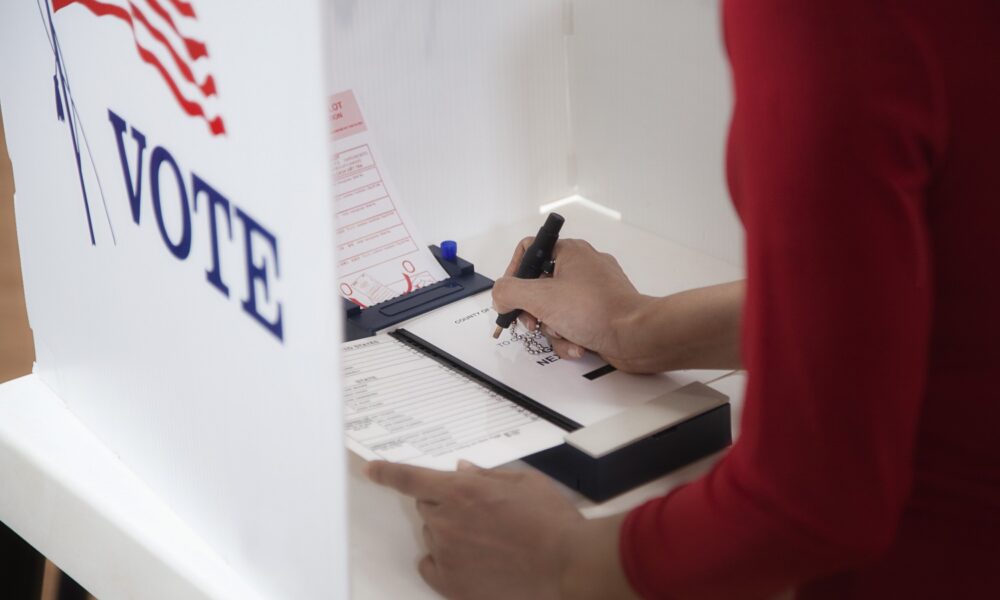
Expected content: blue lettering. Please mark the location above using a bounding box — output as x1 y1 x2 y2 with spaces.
108 109 146 224
108 110 284 343
234 207 283 341
192 174 233 297
150 146 192 260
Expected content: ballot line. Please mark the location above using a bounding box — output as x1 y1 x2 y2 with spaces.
342 334 566 469
350 369 467 399
346 381 504 422
346 384 484 423
351 402 523 446
359 406 535 445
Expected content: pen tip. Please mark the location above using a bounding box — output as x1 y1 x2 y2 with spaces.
492 325 502 339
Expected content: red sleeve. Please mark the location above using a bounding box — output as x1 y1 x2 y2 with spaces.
620 2 945 598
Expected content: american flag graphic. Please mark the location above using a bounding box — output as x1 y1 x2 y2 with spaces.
53 0 226 136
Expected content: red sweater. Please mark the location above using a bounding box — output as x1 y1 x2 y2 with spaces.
620 1 1000 598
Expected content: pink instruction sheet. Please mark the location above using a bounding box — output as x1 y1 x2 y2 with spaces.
330 90 448 308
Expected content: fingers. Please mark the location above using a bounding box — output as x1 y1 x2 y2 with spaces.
422 524 435 551
454 459 525 482
540 323 583 358
366 461 454 502
491 276 555 319
503 237 592 280
495 238 597 324
548 336 585 359
418 554 447 596
502 236 534 278
517 312 539 332
550 238 593 261
416 499 438 519
494 238 598 316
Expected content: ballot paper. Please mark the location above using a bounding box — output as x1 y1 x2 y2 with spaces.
331 90 448 308
342 335 566 470
402 293 729 427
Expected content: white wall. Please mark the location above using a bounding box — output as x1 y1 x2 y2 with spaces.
330 0 573 245
568 0 742 265
330 1 742 266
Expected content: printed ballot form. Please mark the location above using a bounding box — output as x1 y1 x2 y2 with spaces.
331 90 448 308
343 335 565 470
342 292 729 469
404 293 727 427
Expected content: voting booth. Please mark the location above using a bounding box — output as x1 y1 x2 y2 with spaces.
331 0 739 501
0 1 741 598
0 1 346 598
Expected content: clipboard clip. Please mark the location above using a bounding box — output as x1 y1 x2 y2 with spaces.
342 245 494 341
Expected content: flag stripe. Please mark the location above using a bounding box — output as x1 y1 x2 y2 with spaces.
57 0 213 95
54 0 225 135
145 0 208 60
128 2 216 95
166 0 195 19
131 33 226 134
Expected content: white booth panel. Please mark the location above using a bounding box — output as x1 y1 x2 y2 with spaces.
330 0 574 244
569 0 743 266
0 1 347 598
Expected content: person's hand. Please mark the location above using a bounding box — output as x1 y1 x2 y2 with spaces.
492 238 652 371
366 460 584 599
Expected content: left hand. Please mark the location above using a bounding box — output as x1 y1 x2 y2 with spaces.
366 460 584 599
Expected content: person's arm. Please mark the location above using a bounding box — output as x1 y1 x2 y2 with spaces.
618 280 744 372
491 238 744 373
370 2 942 597
616 2 944 597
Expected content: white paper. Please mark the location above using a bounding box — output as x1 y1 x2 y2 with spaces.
342 335 566 470
331 90 449 308
402 293 729 427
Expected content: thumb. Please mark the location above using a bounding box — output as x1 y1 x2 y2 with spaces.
491 276 555 320
458 459 523 481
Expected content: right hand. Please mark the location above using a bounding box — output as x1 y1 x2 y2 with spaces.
492 238 652 371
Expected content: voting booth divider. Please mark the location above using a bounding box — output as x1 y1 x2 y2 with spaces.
1 1 346 598
0 1 738 597
331 0 738 500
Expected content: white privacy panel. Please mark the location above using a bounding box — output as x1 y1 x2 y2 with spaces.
330 0 574 245
0 1 347 598
568 0 743 266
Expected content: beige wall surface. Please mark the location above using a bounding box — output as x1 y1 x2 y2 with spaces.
0 108 35 383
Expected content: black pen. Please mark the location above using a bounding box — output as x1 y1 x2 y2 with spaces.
492 212 564 338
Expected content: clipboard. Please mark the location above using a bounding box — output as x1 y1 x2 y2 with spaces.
342 249 732 501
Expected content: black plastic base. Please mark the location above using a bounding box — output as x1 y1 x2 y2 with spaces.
343 245 494 342
523 403 732 503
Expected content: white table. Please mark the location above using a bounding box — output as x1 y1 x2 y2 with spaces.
349 203 746 598
0 202 745 599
